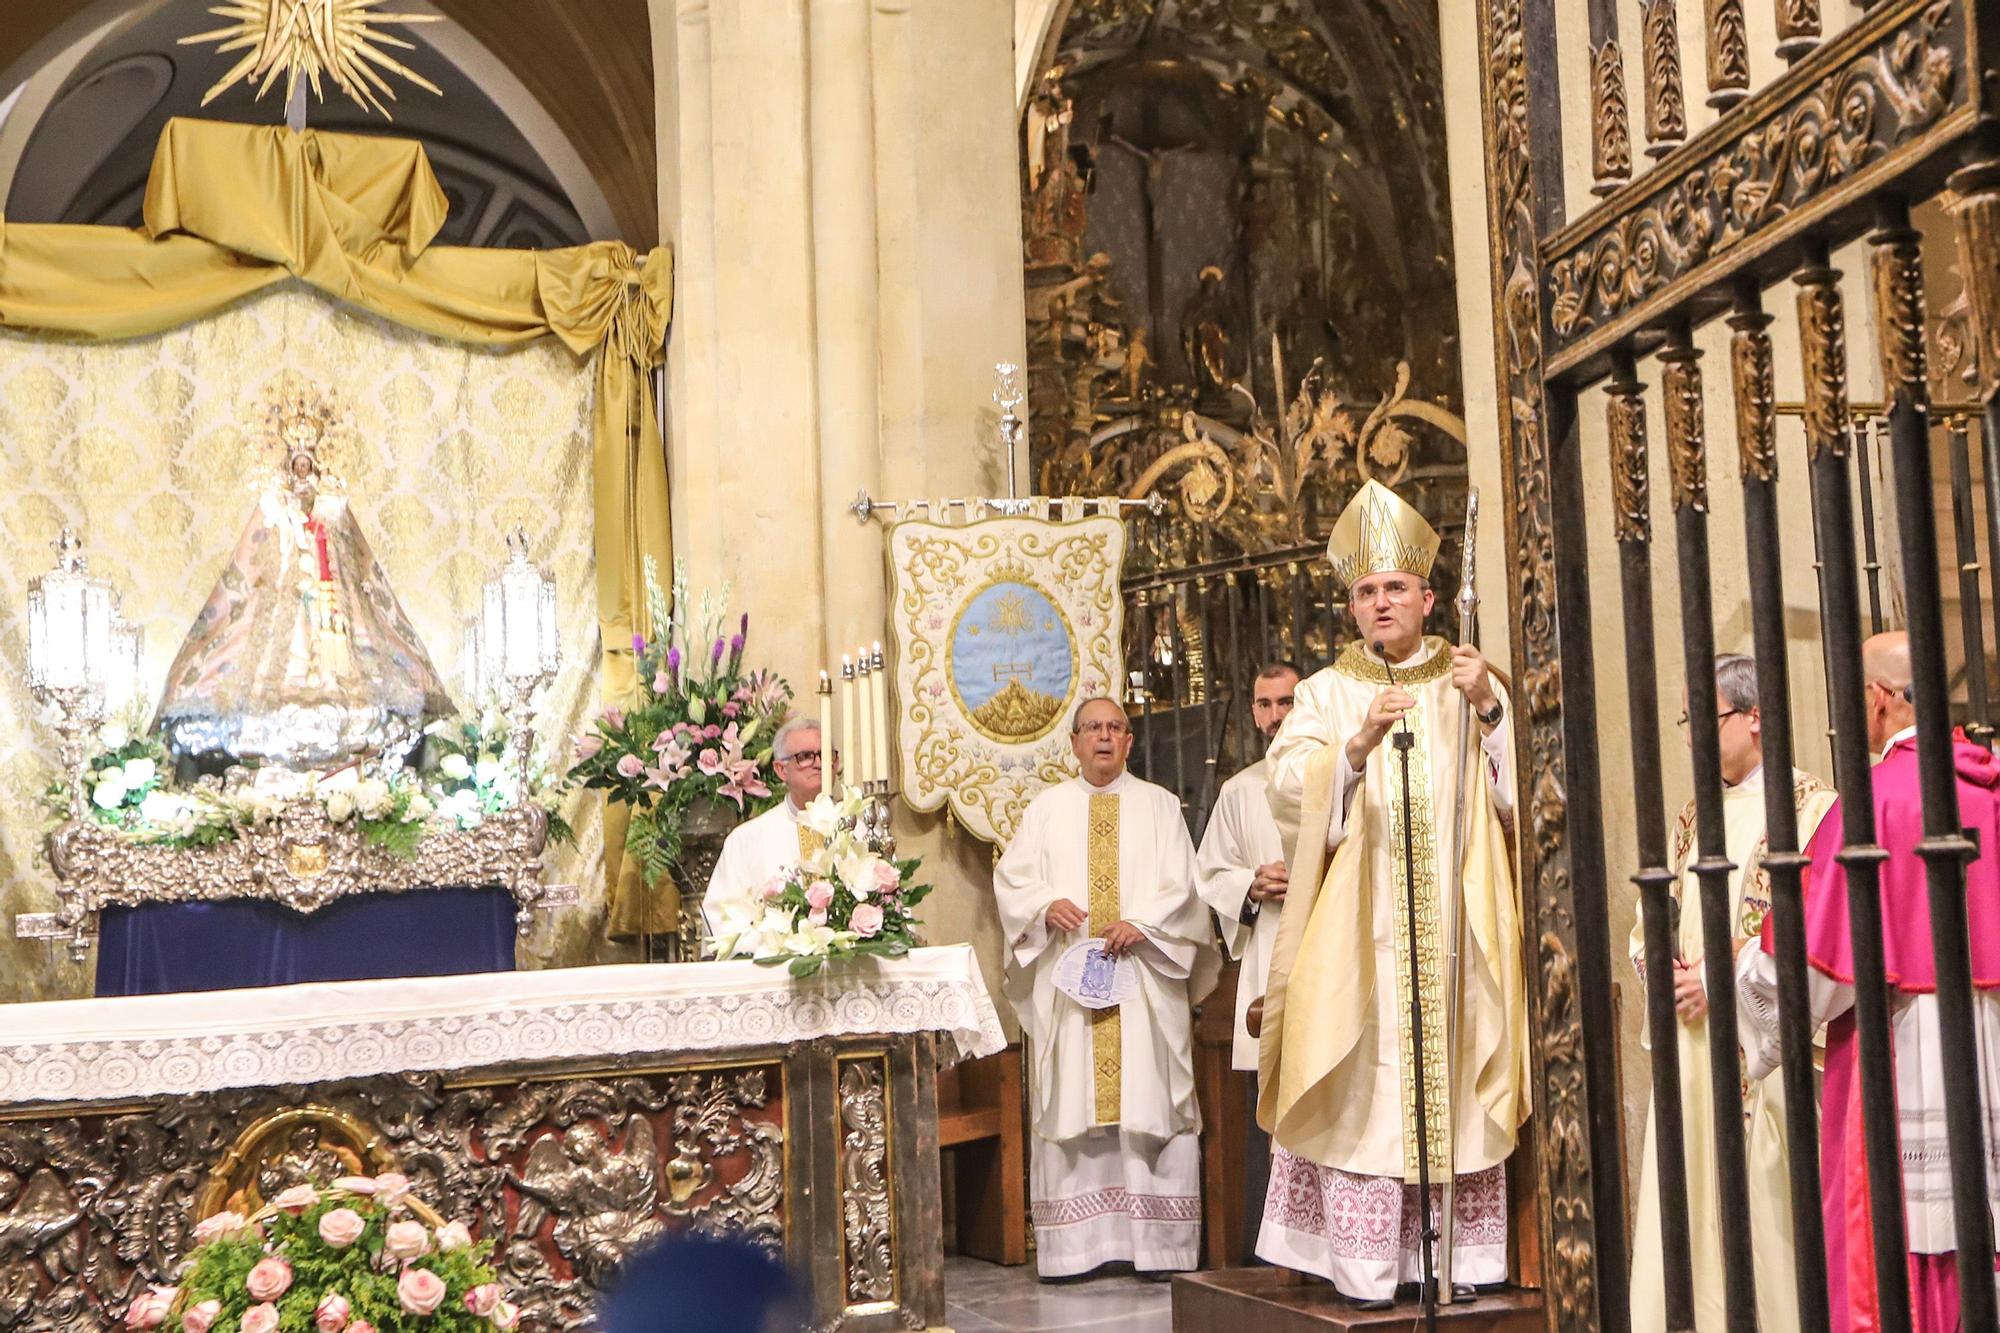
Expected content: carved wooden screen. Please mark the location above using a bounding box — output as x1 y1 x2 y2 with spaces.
1475 2 2000 1331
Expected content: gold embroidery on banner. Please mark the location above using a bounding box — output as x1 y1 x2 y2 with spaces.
1383 692 1449 1179
1086 793 1122 1127
797 823 825 864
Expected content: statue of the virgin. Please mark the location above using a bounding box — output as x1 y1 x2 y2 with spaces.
154 387 452 771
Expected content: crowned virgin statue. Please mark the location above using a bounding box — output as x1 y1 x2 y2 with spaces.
154 390 452 772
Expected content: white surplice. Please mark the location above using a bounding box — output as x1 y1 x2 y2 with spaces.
1627 767 1835 1333
702 799 818 943
994 770 1222 1276
1197 758 1287 1071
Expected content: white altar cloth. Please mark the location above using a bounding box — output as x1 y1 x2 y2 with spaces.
0 945 1004 1105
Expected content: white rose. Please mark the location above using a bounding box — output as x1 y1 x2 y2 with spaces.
406 792 435 820
353 778 392 819
98 721 130 751
93 773 128 809
324 791 356 822
474 757 505 787
440 754 472 781
138 791 182 828
120 757 157 789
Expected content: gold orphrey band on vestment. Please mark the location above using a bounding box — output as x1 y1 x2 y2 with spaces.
1086 793 1122 1126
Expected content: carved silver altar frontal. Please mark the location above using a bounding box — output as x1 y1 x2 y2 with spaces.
838 1055 897 1313
19 800 557 958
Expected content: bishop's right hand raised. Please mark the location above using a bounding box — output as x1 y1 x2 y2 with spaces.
1345 686 1416 768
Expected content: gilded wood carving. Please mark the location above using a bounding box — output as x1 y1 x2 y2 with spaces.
1639 0 1688 151
1728 307 1780 484
1606 378 1651 544
1592 41 1634 191
1796 264 1853 460
1545 0 1964 371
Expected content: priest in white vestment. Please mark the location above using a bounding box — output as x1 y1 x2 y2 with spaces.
1256 480 1530 1307
995 696 1222 1278
1628 653 1835 1333
701 717 827 947
1197 661 1299 1258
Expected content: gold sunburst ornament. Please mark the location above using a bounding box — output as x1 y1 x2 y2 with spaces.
180 0 441 119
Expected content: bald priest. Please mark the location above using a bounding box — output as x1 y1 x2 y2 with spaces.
995 696 1222 1279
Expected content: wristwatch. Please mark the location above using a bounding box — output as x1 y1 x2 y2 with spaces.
1477 699 1505 727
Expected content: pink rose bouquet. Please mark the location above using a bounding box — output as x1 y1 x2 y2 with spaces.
711 787 931 977
157 1175 510 1332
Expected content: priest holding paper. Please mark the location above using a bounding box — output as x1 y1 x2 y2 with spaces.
995 696 1222 1279
1256 480 1529 1306
701 717 828 945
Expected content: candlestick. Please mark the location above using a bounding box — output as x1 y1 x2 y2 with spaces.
816 670 833 791
853 645 874 788
840 656 857 793
870 640 890 788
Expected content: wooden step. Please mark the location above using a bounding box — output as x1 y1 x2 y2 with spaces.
1171 1268 1543 1333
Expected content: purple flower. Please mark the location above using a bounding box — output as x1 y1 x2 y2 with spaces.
667 646 681 677
711 637 726 665
632 634 646 656
740 612 749 635
729 632 744 656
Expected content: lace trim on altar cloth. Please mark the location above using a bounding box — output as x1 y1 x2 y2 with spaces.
0 948 1006 1104
1031 1187 1200 1228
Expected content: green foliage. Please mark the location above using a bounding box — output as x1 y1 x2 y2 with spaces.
170 1190 507 1333
360 816 423 859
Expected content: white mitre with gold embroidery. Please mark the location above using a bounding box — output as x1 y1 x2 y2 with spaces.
1324 479 1441 588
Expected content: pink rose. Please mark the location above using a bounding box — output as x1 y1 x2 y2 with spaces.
192 1210 248 1244
704 724 722 739
434 1220 473 1252
333 1175 377 1195
123 1287 175 1330
270 1183 318 1215
805 880 834 911
398 1266 448 1316
851 902 885 937
384 1218 430 1261
181 1300 222 1333
245 1256 293 1302
697 748 722 775
757 876 786 902
318 1207 366 1248
351 1325 378 1333
573 732 603 760
615 753 646 779
241 1304 280 1333
872 861 901 896
464 1283 503 1317
371 1172 413 1208
808 907 828 927
315 1292 352 1333
492 1302 521 1330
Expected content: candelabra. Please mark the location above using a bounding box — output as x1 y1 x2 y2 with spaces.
479 529 560 787
27 528 116 819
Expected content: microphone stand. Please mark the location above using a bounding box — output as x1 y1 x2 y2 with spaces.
1379 641 1440 1333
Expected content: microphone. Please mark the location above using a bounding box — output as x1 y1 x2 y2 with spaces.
1374 639 1413 736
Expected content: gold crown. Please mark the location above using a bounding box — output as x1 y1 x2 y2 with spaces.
1324 480 1439 587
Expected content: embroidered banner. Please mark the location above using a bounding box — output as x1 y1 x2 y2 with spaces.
887 515 1124 849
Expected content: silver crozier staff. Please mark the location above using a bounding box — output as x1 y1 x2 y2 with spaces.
1438 486 1480 1301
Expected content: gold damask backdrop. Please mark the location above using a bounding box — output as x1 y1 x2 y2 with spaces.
0 284 611 1003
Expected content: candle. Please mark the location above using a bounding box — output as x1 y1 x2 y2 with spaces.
840 656 857 793
871 640 890 789
854 646 874 787
817 670 833 790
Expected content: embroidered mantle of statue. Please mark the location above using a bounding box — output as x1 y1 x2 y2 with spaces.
155 390 451 772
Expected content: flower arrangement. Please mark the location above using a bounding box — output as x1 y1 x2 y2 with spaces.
567 558 791 881
710 788 930 977
44 713 573 860
129 1174 515 1333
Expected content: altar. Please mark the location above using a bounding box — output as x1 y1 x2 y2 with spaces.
0 946 1003 1331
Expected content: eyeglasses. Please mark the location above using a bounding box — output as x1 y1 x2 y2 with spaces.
1675 709 1740 729
779 749 823 767
1076 721 1130 738
1349 579 1424 606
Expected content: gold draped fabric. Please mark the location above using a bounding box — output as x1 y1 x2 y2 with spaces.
0 118 674 936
